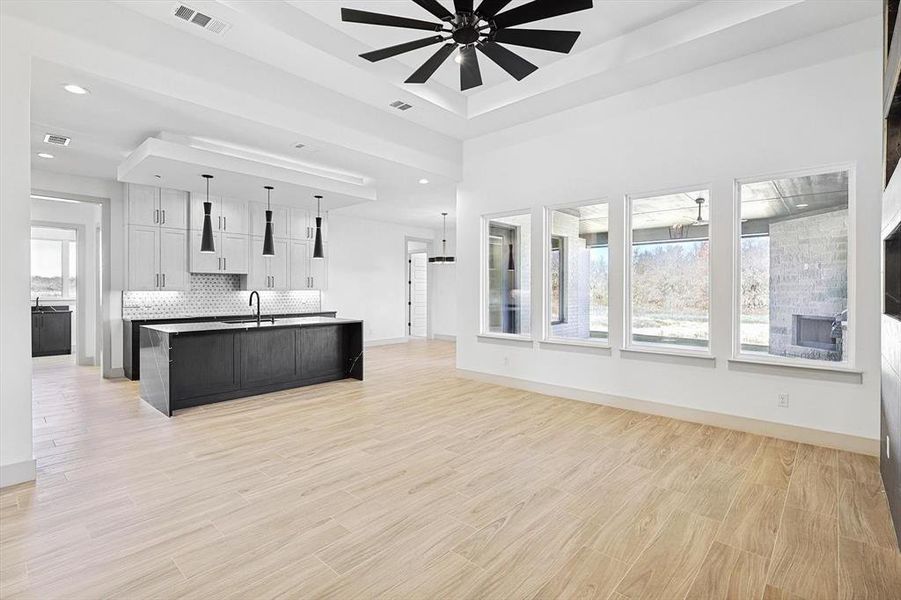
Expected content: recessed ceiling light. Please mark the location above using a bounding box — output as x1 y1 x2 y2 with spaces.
63 84 89 95
37 152 54 159
796 203 809 208
419 178 429 185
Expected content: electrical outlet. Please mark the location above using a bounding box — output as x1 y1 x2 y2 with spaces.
778 393 789 408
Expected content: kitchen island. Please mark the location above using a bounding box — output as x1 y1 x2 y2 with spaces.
139 317 363 416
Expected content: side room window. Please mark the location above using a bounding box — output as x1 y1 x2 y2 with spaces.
484 212 532 336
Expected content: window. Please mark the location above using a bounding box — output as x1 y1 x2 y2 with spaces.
550 236 565 324
628 190 710 350
547 202 609 342
737 169 850 363
484 212 531 336
31 227 76 300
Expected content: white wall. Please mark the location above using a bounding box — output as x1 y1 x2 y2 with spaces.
457 25 883 443
323 213 434 343
31 199 102 364
0 18 34 486
31 170 126 376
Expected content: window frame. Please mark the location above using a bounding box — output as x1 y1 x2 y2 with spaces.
480 209 533 340
732 163 856 369
624 184 714 356
541 199 611 347
30 234 77 301
549 235 566 325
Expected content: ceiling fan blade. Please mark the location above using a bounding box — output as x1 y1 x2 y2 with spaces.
493 0 593 29
405 43 457 83
360 35 446 62
460 45 483 91
475 0 514 19
454 0 474 12
477 41 537 80
412 0 454 21
341 8 442 32
494 28 581 53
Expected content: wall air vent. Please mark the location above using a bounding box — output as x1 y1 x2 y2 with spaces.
43 134 71 146
389 100 413 111
172 4 231 35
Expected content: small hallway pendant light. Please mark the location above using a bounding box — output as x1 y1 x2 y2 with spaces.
428 212 455 263
200 174 216 254
313 195 324 259
262 186 275 256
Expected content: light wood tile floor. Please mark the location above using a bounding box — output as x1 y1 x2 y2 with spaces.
1 340 899 599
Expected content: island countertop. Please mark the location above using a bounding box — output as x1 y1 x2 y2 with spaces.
141 316 362 335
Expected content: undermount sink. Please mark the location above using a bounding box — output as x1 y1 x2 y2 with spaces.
222 317 276 325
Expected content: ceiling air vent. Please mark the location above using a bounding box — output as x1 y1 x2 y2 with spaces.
389 100 413 111
43 134 71 146
172 4 231 35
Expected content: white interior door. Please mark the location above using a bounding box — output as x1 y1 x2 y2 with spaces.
409 252 428 337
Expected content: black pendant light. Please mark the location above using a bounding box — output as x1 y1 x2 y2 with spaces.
507 243 515 271
200 174 216 254
429 212 455 263
313 195 324 259
262 186 275 256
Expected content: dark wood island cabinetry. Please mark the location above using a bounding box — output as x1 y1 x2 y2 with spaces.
139 317 363 416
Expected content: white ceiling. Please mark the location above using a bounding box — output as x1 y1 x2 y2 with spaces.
5 0 880 228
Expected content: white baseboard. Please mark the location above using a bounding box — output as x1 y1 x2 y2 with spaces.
457 369 880 456
0 459 36 488
104 367 125 379
431 334 456 342
365 337 410 348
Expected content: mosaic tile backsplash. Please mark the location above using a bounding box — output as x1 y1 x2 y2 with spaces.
122 274 322 320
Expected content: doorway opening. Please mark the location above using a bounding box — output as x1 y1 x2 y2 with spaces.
406 239 430 338
31 196 103 370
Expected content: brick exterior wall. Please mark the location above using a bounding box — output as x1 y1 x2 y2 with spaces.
768 209 848 361
550 211 591 339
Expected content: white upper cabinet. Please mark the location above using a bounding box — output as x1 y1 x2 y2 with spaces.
290 207 312 241
289 240 311 289
269 239 290 290
220 232 248 274
126 185 190 291
250 202 289 239
127 225 160 291
190 231 220 274
310 243 328 291
127 185 160 227
158 189 188 230
159 228 188 290
220 198 248 235
247 237 269 290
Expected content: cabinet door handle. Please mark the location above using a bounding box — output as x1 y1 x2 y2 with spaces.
161 209 166 225
154 209 159 224
155 273 159 288
223 257 227 271
218 216 221 230
223 216 227 231
218 257 221 270
162 273 166 287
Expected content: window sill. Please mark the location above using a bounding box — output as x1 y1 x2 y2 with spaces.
477 333 534 344
728 355 862 376
621 345 716 366
540 337 612 351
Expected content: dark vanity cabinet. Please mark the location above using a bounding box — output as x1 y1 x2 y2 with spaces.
31 307 72 357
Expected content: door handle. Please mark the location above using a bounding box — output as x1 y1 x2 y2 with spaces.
223 216 227 230
218 216 221 230
218 257 221 270
155 273 159 288
223 257 227 271
162 209 166 225
154 209 159 224
162 273 166 287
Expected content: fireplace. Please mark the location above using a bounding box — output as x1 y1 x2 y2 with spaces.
793 314 839 351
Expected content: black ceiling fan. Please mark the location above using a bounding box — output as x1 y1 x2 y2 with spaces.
341 0 593 91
